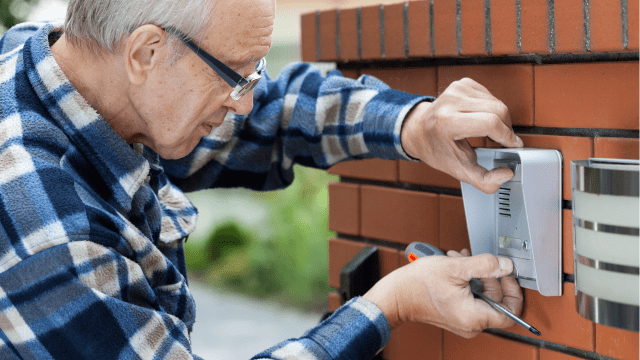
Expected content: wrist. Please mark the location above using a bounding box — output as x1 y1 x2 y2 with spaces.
363 278 402 331
400 101 432 161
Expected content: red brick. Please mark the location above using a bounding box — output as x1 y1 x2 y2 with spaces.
328 292 341 311
339 69 359 80
328 182 360 236
438 64 534 126
433 0 458 56
362 67 437 96
629 0 639 50
594 137 640 160
519 134 594 200
301 12 317 62
490 0 519 55
467 137 486 148
408 1 432 57
444 332 538 360
384 3 406 59
361 5 382 60
319 10 338 61
460 0 487 55
328 238 364 289
562 209 574 275
590 0 624 52
486 138 501 148
398 249 408 267
540 348 583 360
535 62 639 130
554 0 587 53
384 322 443 360
399 161 461 189
398 249 410 267
328 159 398 182
520 0 550 53
439 195 471 252
361 186 439 245
596 323 640 360
339 8 359 61
328 238 400 289
505 283 595 351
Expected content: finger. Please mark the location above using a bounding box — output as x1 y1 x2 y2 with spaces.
456 78 495 98
450 112 521 148
447 250 462 257
473 297 518 329
498 276 524 317
455 98 510 123
446 248 471 258
479 277 504 302
456 254 514 281
459 161 514 194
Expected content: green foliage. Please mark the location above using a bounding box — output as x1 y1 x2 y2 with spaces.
0 0 37 33
185 221 251 271
185 165 338 311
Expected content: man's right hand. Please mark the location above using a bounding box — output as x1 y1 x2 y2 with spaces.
362 249 523 338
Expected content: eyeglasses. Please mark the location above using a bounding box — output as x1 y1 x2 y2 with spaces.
166 28 266 100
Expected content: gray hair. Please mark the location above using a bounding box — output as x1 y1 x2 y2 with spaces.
63 0 215 55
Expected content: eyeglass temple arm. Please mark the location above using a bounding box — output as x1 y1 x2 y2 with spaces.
180 38 244 87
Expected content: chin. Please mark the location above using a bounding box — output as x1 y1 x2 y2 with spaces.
155 142 198 160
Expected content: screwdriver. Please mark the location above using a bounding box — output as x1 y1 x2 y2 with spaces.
405 241 541 336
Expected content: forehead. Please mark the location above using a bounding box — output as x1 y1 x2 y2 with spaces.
202 0 275 65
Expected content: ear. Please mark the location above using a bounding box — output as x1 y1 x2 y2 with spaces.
123 25 168 85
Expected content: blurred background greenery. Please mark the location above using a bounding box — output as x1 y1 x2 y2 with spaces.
0 0 37 33
185 167 338 311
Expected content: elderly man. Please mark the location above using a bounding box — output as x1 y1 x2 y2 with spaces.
0 0 524 359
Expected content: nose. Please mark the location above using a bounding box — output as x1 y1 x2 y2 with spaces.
223 90 254 115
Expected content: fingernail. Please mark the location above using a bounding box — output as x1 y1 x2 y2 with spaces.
495 172 514 185
516 136 524 147
498 257 513 272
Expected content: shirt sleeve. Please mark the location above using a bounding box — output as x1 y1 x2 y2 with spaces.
163 63 434 192
251 297 391 360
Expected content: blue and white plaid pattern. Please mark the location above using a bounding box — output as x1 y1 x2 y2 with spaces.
0 21 430 359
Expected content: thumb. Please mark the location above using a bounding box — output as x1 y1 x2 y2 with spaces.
458 254 513 281
464 164 514 194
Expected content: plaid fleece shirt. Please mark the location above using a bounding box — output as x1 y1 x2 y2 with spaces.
0 22 431 359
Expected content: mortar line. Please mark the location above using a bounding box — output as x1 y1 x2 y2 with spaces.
548 0 556 53
380 4 386 58
430 0 435 55
485 0 492 55
340 177 463 197
335 51 639 69
486 329 618 359
336 9 341 60
404 2 410 58
456 0 462 54
357 7 362 59
516 0 522 53
584 0 591 51
621 0 629 49
315 10 321 61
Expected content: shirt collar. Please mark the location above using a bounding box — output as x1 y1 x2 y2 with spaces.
23 22 157 213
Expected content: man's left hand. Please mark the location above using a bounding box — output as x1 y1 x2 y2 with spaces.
400 78 524 194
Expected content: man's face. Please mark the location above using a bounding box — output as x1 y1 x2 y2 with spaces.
132 0 275 159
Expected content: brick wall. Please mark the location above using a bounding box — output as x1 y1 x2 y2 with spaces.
301 1 639 359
